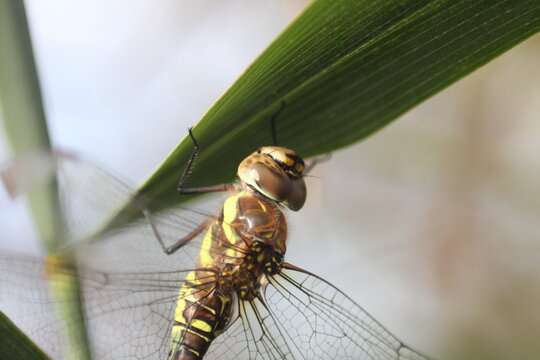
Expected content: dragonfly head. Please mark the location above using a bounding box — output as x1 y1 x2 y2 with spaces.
238 146 306 211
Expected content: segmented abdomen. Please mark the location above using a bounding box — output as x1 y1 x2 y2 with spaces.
169 273 232 360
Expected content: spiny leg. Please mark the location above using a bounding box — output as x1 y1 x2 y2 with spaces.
177 127 232 195
155 128 230 256
143 207 212 255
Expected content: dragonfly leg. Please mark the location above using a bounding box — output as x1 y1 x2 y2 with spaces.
164 219 212 255
177 127 232 195
270 101 286 146
143 207 212 255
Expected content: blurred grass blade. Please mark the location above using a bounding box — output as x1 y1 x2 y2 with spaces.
0 312 50 360
0 0 60 252
126 0 539 218
0 2 91 359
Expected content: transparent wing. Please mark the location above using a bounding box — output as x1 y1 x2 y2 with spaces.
54 151 220 253
0 151 225 359
1 150 219 254
204 299 293 360
0 252 221 360
204 264 430 360
1 244 429 360
264 265 428 360
0 255 64 358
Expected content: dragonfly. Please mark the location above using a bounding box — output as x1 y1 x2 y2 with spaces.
0 134 430 360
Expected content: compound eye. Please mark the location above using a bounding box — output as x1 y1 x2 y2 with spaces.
284 177 306 211
251 162 291 202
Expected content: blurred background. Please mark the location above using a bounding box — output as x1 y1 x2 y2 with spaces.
1 1 539 359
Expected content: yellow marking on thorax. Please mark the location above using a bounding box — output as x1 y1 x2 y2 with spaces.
222 194 244 260
257 199 267 213
199 229 215 267
199 193 245 267
222 194 240 241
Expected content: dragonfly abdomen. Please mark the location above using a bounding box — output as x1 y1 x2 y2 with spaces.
169 281 232 360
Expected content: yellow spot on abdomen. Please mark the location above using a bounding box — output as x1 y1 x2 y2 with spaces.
191 318 212 333
174 298 187 323
200 303 216 315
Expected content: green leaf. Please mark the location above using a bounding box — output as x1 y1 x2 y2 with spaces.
0 2 91 359
123 0 539 218
0 312 50 360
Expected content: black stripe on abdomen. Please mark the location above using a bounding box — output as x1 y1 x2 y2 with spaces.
169 293 232 360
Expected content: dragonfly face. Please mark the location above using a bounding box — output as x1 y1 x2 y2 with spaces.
0 151 431 360
237 147 306 211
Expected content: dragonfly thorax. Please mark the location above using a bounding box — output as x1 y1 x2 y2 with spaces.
229 240 284 301
237 146 307 211
200 188 288 304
